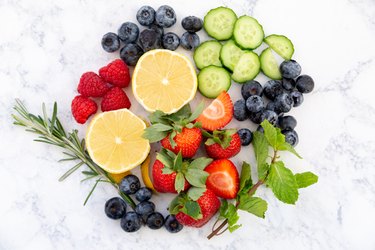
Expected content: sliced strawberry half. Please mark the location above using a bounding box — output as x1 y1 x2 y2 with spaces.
204 159 239 199
195 91 233 131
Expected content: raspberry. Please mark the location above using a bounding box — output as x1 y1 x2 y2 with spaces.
101 87 131 112
71 95 98 124
77 72 109 97
99 59 131 88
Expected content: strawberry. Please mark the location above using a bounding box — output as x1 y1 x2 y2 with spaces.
174 189 220 228
99 59 131 88
144 104 204 158
203 129 241 159
152 159 190 193
77 72 110 97
195 91 233 131
71 95 97 124
204 159 239 199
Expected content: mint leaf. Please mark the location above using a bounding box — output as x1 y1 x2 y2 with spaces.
253 131 270 180
174 172 185 193
278 142 302 159
185 168 209 188
239 161 252 193
181 200 202 220
295 172 318 188
238 195 268 218
219 199 229 219
226 203 241 233
229 224 242 233
266 161 299 204
189 157 213 170
261 120 277 147
188 102 204 122
187 187 206 201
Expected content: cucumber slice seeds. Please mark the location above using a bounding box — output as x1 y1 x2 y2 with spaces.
193 40 222 70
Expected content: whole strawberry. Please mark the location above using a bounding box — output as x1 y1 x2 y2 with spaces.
71 95 97 124
152 159 190 193
77 72 109 97
203 129 241 159
143 104 204 158
101 87 131 112
173 189 220 228
99 59 131 88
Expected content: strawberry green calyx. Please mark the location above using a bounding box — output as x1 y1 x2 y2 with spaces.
202 129 237 149
169 192 204 220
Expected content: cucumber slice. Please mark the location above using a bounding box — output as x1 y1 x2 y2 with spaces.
232 51 260 83
198 66 231 98
203 7 237 41
233 16 264 49
264 34 294 60
220 40 244 71
193 40 222 70
260 48 282 80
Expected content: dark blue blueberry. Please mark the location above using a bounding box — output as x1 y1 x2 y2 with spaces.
234 99 249 121
180 32 200 50
266 102 283 115
260 110 278 125
237 128 253 146
149 23 164 36
249 110 263 124
119 174 141 195
181 16 203 33
280 60 302 79
296 75 314 93
282 129 299 147
278 116 297 130
146 212 165 229
257 125 264 133
135 201 155 222
274 93 293 113
164 215 183 233
136 6 156 26
120 43 144 66
246 95 264 113
104 197 127 219
121 212 142 232
118 22 139 44
135 187 152 202
263 80 284 100
162 32 180 51
290 90 304 107
155 5 176 28
241 80 263 100
139 28 162 52
281 78 296 91
101 32 120 53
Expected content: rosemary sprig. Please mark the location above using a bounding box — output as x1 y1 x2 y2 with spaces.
12 99 136 209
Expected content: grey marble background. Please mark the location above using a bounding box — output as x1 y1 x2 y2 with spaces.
1 0 375 249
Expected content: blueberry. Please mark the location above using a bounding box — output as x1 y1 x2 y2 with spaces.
246 95 264 113
278 116 297 130
120 43 144 66
121 212 142 232
290 90 304 107
155 5 176 28
104 197 127 219
180 32 200 50
234 99 249 121
146 212 165 229
101 32 120 53
281 78 296 92
249 110 263 124
280 60 302 79
260 110 278 125
296 75 314 93
162 32 180 51
139 28 162 52
181 16 203 33
263 80 284 100
135 201 155 222
274 93 293 113
136 6 156 26
241 80 263 100
135 187 152 202
282 129 299 147
266 102 283 115
164 214 183 233
119 174 141 195
237 128 253 146
257 125 264 133
118 22 139 44
149 23 164 36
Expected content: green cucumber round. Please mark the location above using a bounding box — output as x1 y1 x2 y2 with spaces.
203 7 237 41
193 40 222 70
198 66 231 98
264 34 294 60
232 51 260 83
260 48 282 80
220 40 244 72
233 16 264 49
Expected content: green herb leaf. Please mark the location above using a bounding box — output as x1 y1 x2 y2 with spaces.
223 203 241 233
295 172 318 188
188 102 204 122
252 131 270 180
189 157 213 170
181 200 202 219
175 172 185 193
278 142 302 159
239 161 253 193
266 161 299 204
187 187 206 201
185 168 209 188
261 120 277 148
238 195 268 218
229 224 242 233
219 199 229 219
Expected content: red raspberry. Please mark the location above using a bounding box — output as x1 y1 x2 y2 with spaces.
71 95 97 124
77 72 109 97
101 87 131 112
99 59 130 88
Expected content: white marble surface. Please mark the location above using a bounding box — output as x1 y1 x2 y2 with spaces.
1 0 375 249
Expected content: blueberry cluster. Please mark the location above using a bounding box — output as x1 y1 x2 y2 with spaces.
234 60 314 147
104 174 183 233
101 5 202 66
